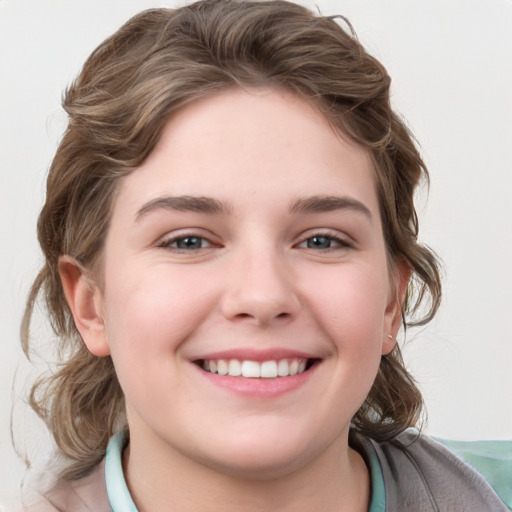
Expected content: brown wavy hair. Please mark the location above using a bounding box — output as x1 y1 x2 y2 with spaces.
21 0 441 482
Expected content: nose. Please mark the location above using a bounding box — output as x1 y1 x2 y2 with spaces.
220 246 301 327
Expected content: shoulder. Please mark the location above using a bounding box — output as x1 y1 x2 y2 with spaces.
16 460 111 512
368 430 511 511
433 436 512 510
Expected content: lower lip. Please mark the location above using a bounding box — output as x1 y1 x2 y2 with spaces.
194 363 318 398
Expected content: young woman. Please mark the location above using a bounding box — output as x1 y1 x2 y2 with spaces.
18 1 510 510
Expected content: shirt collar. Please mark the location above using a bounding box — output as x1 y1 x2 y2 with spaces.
105 429 138 512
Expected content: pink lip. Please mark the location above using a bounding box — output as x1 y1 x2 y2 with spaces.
191 357 320 398
193 347 318 362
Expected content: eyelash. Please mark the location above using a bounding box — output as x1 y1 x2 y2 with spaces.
158 234 214 251
296 233 353 251
157 231 352 252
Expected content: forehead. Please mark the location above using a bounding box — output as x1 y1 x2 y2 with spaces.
113 87 378 218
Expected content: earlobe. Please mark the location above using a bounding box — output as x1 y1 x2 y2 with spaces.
58 256 111 357
382 261 411 355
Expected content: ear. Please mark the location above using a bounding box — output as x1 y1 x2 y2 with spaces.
58 255 110 357
382 260 411 355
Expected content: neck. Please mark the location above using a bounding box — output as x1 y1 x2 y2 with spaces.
123 424 369 512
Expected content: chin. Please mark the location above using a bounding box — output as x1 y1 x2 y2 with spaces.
207 450 307 481
195 427 326 481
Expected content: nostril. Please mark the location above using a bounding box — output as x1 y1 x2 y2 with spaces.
238 312 289 319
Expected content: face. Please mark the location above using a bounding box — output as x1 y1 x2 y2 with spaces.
73 87 403 479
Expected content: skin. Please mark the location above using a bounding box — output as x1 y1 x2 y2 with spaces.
60 87 407 511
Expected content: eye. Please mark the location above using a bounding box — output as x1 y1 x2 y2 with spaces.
305 236 334 249
297 234 352 250
159 235 213 250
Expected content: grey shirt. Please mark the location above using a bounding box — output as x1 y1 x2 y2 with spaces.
356 429 509 511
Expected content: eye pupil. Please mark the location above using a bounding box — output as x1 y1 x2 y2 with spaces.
176 236 202 249
307 236 331 249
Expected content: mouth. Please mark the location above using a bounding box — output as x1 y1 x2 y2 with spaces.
194 357 320 378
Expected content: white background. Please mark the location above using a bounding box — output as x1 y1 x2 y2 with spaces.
1 0 511 506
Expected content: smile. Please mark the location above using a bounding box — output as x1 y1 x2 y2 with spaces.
198 358 317 378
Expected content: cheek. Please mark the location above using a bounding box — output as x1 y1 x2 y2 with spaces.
102 263 219 358
101 263 222 410
303 263 389 340
301 261 390 398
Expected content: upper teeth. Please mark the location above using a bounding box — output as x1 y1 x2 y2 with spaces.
202 358 307 378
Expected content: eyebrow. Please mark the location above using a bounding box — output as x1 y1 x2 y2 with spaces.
289 195 373 221
135 195 231 220
135 194 372 221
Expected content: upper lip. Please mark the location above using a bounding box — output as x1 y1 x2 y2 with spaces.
192 348 322 362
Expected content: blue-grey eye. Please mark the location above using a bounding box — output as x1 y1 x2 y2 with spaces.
175 236 205 249
306 236 334 249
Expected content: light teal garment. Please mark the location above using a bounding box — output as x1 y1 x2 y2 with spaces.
435 438 512 511
364 440 386 512
105 430 138 512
